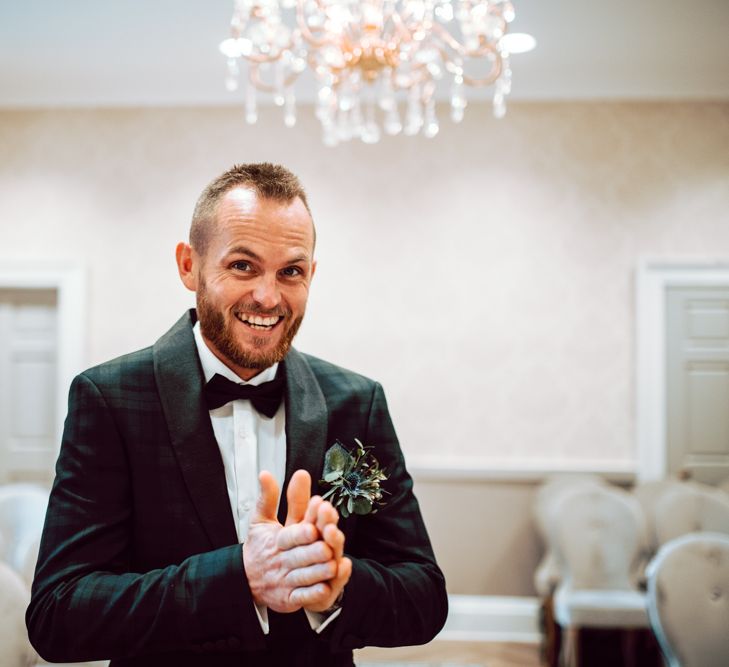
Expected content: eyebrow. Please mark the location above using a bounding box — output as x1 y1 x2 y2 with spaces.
227 246 311 265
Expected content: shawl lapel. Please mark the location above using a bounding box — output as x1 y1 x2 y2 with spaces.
153 310 238 549
278 348 329 525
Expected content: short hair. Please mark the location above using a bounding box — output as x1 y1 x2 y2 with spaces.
190 162 314 255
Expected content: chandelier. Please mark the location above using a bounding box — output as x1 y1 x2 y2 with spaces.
220 1 522 146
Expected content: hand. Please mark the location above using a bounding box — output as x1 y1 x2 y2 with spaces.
299 497 352 613
243 470 340 613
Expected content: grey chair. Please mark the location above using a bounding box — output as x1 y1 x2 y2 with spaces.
646 532 729 667
551 485 661 666
653 482 729 547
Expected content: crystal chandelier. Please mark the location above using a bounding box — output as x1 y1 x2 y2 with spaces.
220 1 519 146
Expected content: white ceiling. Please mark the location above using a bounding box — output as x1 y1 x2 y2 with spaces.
1 0 728 108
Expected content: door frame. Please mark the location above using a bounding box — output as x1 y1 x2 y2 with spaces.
636 257 729 481
0 262 86 448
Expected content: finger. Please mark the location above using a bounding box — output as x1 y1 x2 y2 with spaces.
334 556 352 588
303 495 323 525
284 560 338 588
316 501 338 536
276 522 318 551
289 582 331 608
285 470 312 526
298 557 352 612
322 523 345 561
324 556 352 604
279 540 333 569
251 471 280 523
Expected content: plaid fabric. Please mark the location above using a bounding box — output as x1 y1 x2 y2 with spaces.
26 311 447 666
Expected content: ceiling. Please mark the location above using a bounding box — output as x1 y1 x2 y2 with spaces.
1 0 728 108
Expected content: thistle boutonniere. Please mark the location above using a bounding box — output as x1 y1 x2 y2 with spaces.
320 439 388 518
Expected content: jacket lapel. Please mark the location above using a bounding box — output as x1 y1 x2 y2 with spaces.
278 348 329 524
153 310 238 549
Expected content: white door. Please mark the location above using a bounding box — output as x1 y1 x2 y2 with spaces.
666 285 729 484
0 288 59 484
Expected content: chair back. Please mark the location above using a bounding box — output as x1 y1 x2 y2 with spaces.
654 483 729 547
553 485 644 590
532 475 605 596
0 560 36 666
0 484 49 586
633 478 685 553
646 532 729 667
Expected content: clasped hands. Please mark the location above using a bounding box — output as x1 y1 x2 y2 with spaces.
243 469 352 614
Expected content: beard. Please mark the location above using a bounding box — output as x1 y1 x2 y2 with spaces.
196 280 303 372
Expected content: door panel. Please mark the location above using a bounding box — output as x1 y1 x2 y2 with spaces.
666 287 729 484
0 288 58 483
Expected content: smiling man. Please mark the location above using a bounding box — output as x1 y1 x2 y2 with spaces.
26 163 447 666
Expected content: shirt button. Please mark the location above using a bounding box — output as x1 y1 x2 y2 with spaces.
242 500 252 512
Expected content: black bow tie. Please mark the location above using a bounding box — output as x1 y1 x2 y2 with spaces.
204 372 284 418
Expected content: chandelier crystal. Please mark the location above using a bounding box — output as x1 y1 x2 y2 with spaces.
221 1 517 146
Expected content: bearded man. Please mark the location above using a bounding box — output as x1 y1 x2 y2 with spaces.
26 163 447 666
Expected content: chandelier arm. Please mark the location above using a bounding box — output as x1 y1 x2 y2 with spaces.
248 63 302 93
296 0 338 49
430 22 504 60
389 9 416 45
440 49 503 87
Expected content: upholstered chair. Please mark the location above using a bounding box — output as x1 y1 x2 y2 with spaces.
646 532 729 667
552 485 661 666
533 475 606 597
0 559 37 666
632 478 687 587
0 483 48 587
533 475 606 666
653 482 729 547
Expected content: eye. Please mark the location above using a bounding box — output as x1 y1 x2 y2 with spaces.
231 261 252 272
281 266 303 278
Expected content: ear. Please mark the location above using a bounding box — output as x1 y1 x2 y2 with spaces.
175 242 198 292
310 259 317 282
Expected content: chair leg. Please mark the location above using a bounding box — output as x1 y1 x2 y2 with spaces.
542 595 562 667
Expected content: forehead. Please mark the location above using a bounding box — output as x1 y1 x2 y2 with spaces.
211 186 314 258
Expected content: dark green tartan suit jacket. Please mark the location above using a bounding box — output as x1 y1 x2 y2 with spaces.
26 311 447 666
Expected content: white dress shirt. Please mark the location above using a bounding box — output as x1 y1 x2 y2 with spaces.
192 322 338 634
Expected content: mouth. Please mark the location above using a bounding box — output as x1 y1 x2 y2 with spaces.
235 312 284 332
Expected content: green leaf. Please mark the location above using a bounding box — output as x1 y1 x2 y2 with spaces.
323 471 342 483
352 497 372 515
323 442 351 476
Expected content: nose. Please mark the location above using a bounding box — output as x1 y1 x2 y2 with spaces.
251 274 281 310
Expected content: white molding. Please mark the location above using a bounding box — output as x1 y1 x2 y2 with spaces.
636 257 729 482
438 594 540 644
408 456 636 483
0 262 87 448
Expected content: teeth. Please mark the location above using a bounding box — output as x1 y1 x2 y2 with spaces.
240 314 279 327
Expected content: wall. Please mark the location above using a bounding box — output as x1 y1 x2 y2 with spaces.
1 101 728 594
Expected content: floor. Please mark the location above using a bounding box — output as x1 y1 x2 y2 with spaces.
37 641 541 667
355 640 541 667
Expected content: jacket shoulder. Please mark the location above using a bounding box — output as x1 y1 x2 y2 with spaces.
78 346 156 394
297 352 378 398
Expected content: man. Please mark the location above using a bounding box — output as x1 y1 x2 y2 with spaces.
26 163 447 666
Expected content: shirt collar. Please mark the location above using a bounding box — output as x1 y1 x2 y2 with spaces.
193 321 279 386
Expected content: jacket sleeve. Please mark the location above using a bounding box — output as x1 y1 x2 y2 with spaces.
324 382 449 651
25 373 266 663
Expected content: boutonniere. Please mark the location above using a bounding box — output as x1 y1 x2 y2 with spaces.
320 438 388 518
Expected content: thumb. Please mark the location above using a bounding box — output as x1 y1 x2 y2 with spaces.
251 470 280 523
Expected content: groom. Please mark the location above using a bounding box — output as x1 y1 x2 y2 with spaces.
26 163 448 666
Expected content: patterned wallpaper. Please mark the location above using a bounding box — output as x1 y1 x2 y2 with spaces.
1 101 727 470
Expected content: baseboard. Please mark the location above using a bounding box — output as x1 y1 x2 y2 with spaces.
437 594 541 644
